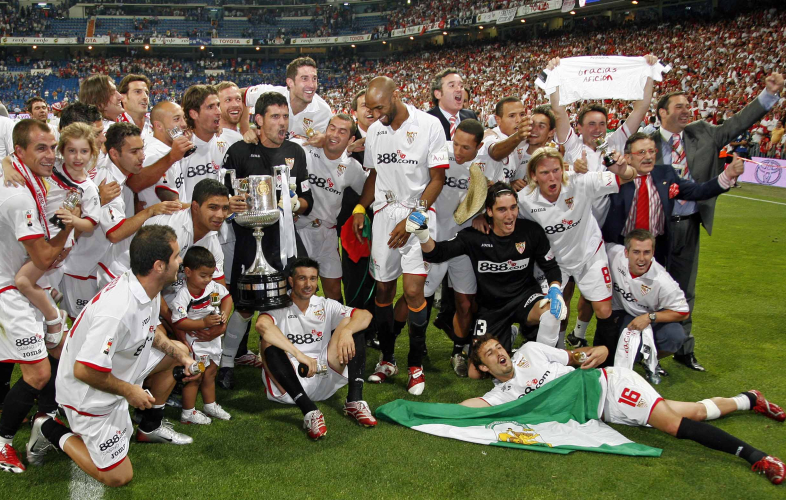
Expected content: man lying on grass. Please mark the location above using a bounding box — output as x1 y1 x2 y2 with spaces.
460 334 785 485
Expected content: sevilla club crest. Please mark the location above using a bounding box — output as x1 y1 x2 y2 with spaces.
515 242 526 254
640 284 652 295
564 197 574 210
406 131 417 145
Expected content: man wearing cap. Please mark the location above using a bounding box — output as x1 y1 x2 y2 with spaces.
408 182 566 359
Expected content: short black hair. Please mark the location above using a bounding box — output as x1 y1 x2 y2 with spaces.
656 91 687 120
255 91 289 118
130 225 177 277
577 104 608 126
25 96 46 112
105 122 141 155
624 228 656 250
350 89 366 112
182 245 216 272
494 96 521 117
329 113 357 136
59 102 102 130
430 67 460 106
288 257 320 277
468 333 501 380
624 131 655 154
192 179 229 206
455 119 484 146
532 104 556 130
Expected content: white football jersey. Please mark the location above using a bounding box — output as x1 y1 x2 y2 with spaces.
297 146 366 228
518 170 619 273
57 271 161 415
480 342 574 406
137 136 184 209
0 116 15 159
179 132 226 203
0 182 47 288
263 295 354 357
607 243 689 317
561 124 631 224
244 84 332 140
47 165 101 236
219 127 244 149
65 162 127 279
483 127 527 184
431 142 481 241
364 104 449 211
170 280 230 325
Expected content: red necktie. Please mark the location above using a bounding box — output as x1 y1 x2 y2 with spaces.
635 176 649 230
449 115 457 139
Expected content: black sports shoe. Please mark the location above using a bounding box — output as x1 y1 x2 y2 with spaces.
655 363 668 377
673 353 705 372
217 367 235 390
566 332 588 348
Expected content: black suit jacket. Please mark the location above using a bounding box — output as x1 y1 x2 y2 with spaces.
426 106 478 140
652 97 767 234
601 164 728 266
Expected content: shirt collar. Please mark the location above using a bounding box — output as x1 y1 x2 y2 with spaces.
659 126 682 143
439 106 458 122
128 271 155 305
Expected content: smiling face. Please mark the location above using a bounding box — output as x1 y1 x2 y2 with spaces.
476 339 514 380
534 157 565 201
659 94 692 133
193 194 230 233
452 128 481 165
435 72 464 115
528 112 554 148
487 193 518 237
365 89 398 127
184 264 215 292
62 137 92 173
353 94 376 132
16 128 57 177
218 85 243 127
625 237 654 276
103 80 125 120
324 116 353 157
287 65 318 107
577 111 608 148
288 266 318 302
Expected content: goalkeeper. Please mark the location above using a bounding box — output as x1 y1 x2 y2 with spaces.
408 182 566 356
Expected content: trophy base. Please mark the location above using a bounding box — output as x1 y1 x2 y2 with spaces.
236 272 292 312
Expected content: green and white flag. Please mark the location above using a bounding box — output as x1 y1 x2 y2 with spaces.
376 369 661 457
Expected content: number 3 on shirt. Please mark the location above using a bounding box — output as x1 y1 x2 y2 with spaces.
473 319 487 337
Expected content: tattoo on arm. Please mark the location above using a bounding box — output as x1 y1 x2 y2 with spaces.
152 328 179 359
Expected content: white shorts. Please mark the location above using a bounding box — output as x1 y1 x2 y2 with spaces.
370 206 432 283
297 222 342 279
186 336 222 367
601 366 664 427
262 350 348 404
219 223 235 285
137 347 166 384
60 274 99 320
0 287 46 364
568 243 612 302
533 263 570 294
63 401 132 471
424 254 477 297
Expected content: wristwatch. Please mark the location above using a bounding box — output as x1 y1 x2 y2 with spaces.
648 312 657 323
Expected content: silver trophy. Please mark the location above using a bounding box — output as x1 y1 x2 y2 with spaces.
595 137 617 168
168 126 197 158
233 173 292 311
50 189 81 230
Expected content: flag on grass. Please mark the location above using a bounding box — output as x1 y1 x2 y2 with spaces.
376 368 662 457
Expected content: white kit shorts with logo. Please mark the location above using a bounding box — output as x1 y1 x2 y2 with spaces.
0 287 46 363
370 205 433 283
601 366 664 427
297 223 342 279
424 255 477 297
60 274 99 320
568 243 613 302
63 400 133 471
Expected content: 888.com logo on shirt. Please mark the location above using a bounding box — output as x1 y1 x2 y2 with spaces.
376 150 418 165
186 161 219 178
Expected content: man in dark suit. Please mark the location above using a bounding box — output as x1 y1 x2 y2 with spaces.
426 68 478 141
650 72 783 371
602 132 743 266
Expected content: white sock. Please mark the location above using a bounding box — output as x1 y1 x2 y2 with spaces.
204 402 217 411
536 311 560 347
221 313 252 368
0 435 12 446
573 320 589 339
59 433 75 450
733 394 752 411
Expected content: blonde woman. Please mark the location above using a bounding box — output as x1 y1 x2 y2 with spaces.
14 123 101 349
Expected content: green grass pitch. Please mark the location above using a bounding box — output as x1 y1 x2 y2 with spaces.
4 183 785 499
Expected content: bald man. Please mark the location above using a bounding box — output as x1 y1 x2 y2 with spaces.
135 101 196 209
351 77 449 396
